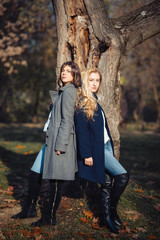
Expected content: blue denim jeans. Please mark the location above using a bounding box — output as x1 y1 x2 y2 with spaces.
104 140 127 176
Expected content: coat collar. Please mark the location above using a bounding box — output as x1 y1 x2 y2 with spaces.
93 93 98 100
59 82 75 92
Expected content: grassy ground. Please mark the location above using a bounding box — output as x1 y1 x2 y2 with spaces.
0 123 160 240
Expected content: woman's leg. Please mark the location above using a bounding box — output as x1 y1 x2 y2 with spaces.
12 145 45 219
12 170 42 219
31 179 64 227
104 141 129 226
101 174 119 234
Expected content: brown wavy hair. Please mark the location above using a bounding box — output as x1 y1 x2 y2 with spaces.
57 61 81 89
76 68 102 120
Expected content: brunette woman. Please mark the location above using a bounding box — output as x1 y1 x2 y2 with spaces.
75 68 129 234
12 61 81 227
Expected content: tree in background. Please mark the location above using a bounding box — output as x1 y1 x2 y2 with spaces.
0 0 57 123
52 0 160 158
109 0 160 125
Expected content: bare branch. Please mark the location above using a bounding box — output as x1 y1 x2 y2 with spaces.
113 0 160 51
83 0 121 48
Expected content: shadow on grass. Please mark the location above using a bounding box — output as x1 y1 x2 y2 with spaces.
0 145 38 199
0 125 45 143
0 124 160 237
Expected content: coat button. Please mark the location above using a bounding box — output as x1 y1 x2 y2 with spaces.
46 144 48 147
47 127 49 130
46 135 48 138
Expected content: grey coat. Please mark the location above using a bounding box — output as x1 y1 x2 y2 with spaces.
42 83 77 180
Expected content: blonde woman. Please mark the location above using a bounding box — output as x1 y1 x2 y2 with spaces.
75 68 129 234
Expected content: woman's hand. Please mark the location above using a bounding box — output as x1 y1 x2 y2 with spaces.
56 150 61 155
84 157 93 166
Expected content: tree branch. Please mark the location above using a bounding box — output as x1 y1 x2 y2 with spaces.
113 0 160 51
83 0 121 48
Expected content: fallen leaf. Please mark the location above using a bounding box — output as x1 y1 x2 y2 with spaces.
63 204 70 208
101 233 111 238
4 199 17 203
148 235 157 240
110 232 119 237
132 234 140 239
83 210 93 219
122 221 129 226
136 193 145 197
80 218 89 224
125 226 131 233
125 210 143 220
8 186 13 191
80 202 84 206
92 217 99 223
92 222 106 230
136 227 147 233
35 235 43 240
134 187 143 192
21 229 31 238
32 227 43 235
92 222 99 229
154 203 160 212
16 145 24 149
119 229 126 234
7 191 13 196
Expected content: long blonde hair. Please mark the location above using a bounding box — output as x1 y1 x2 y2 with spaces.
76 68 102 120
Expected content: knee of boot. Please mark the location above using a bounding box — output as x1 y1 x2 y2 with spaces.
114 172 129 186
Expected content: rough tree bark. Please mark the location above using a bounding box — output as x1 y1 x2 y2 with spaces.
52 0 160 159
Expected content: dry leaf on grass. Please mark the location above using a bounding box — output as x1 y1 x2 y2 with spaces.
148 235 157 240
134 188 143 193
136 227 147 233
92 222 106 230
92 217 99 223
101 233 111 238
80 217 89 224
83 210 93 219
80 202 84 206
16 145 24 149
132 233 140 239
125 210 143 220
154 203 160 212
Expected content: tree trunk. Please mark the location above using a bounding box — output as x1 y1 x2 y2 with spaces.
52 0 160 159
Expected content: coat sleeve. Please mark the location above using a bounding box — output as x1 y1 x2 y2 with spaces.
55 86 76 152
74 110 92 159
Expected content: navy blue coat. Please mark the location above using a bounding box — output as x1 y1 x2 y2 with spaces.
75 101 114 184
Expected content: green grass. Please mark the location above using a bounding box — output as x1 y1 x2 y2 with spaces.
0 123 160 239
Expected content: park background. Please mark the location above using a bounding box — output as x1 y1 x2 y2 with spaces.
0 0 160 239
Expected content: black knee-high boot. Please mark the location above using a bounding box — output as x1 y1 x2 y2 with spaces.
110 172 129 227
31 180 64 227
12 171 42 219
101 174 119 234
50 180 64 225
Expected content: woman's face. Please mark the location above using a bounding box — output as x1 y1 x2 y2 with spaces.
61 65 73 85
88 72 100 93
